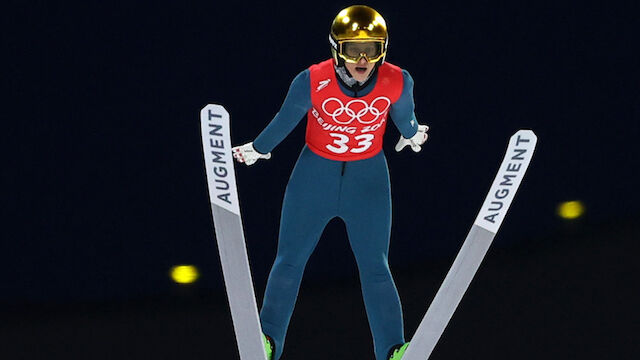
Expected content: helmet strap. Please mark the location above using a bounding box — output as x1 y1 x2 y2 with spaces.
333 63 379 91
334 64 359 87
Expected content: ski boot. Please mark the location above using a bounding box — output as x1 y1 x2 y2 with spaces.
262 333 274 360
388 343 410 360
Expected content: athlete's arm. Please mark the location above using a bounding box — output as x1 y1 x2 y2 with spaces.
390 70 429 152
252 70 312 154
389 70 419 138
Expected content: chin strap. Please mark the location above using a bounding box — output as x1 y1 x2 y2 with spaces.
334 65 361 87
333 63 380 91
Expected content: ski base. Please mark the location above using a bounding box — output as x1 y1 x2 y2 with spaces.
403 129 537 360
201 104 268 360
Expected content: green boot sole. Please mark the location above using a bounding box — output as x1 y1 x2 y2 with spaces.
389 342 410 360
262 333 274 360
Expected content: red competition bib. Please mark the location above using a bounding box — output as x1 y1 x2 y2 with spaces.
306 59 404 161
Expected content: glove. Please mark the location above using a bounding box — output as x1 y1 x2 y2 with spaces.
395 124 429 152
232 142 272 165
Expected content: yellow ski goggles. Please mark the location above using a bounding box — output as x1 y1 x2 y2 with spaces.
336 40 386 63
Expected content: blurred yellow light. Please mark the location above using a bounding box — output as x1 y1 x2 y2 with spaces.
170 265 199 284
557 201 585 219
342 16 350 24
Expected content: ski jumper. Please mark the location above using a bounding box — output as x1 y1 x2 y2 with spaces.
253 59 419 360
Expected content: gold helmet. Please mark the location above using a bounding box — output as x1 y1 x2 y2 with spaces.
329 5 388 64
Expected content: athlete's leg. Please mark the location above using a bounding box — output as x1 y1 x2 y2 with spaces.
340 153 405 360
260 146 340 360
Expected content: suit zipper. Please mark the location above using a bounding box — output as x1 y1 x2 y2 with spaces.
340 88 357 177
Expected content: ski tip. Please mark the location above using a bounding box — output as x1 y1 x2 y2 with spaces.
200 103 228 117
512 129 537 140
511 129 538 147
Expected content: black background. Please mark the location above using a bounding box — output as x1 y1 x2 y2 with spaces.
3 1 639 359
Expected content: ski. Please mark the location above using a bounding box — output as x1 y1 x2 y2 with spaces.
200 104 267 360
403 129 537 360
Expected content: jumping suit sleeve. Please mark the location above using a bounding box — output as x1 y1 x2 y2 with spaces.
389 70 419 139
252 70 312 154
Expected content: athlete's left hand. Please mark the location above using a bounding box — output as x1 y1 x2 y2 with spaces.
395 124 429 152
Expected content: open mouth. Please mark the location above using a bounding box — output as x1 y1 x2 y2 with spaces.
355 66 368 73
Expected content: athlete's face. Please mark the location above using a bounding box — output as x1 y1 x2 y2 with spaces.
345 57 375 82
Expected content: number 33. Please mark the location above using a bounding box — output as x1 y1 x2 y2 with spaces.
326 133 375 154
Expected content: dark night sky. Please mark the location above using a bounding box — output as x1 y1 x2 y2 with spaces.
4 0 639 308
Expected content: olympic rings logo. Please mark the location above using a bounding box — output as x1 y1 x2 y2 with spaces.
321 96 391 125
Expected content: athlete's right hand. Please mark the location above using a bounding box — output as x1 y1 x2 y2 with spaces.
395 124 429 152
232 142 271 166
